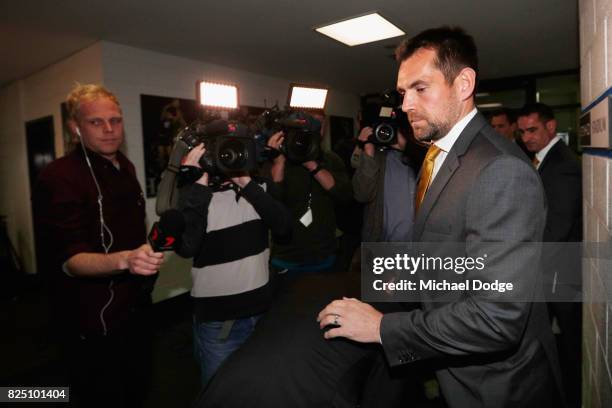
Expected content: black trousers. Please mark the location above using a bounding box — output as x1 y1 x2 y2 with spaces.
548 301 582 408
59 310 153 408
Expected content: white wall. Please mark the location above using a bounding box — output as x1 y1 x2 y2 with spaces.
0 44 103 274
579 0 612 406
0 82 30 272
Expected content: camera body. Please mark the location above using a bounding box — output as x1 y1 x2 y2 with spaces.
179 119 256 176
255 108 321 163
369 107 400 146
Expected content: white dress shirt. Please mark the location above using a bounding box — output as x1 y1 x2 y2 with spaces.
534 136 561 170
431 108 478 182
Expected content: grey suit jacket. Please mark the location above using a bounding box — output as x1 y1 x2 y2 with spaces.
380 112 564 408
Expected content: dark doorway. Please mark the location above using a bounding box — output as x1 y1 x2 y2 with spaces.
26 116 55 191
25 116 55 274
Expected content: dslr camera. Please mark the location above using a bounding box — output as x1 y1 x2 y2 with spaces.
255 108 321 163
361 90 408 147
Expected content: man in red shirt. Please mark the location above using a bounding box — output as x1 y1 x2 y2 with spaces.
33 84 163 407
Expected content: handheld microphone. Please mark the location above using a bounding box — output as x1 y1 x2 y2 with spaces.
148 209 185 252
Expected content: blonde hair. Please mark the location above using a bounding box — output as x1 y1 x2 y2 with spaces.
66 83 120 121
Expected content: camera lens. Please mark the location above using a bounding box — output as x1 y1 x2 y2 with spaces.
290 132 311 157
284 131 320 163
374 124 395 144
218 139 247 170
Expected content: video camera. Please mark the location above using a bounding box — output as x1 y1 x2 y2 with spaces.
155 82 329 215
255 107 322 163
177 119 256 184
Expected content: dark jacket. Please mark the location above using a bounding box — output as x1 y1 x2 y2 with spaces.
271 151 352 263
32 147 154 337
352 150 387 242
538 139 582 289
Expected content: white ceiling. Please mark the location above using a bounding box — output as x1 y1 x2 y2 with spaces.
0 0 578 94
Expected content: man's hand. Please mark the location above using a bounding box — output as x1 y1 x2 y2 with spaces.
123 244 164 276
268 131 286 182
358 127 375 157
267 131 286 164
317 297 383 343
302 160 318 171
231 175 252 188
267 131 285 151
184 143 209 185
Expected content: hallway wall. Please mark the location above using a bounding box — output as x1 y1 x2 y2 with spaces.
580 0 612 406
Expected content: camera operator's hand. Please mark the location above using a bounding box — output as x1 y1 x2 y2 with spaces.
231 175 252 188
267 131 286 160
358 127 375 157
184 143 209 186
268 132 286 183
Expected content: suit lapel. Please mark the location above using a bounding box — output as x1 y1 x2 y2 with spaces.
537 139 561 175
413 112 488 239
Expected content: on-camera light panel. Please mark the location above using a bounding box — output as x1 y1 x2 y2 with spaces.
289 86 328 109
199 82 238 109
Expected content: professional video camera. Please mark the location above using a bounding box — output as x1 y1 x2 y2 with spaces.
176 119 256 185
361 90 408 147
155 81 328 215
254 107 322 163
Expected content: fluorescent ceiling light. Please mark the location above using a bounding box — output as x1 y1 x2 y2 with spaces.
315 13 404 46
289 85 328 109
198 81 238 109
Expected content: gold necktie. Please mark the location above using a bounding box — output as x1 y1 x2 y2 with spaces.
532 156 540 168
415 144 441 212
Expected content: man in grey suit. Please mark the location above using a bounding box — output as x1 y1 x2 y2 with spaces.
318 27 564 407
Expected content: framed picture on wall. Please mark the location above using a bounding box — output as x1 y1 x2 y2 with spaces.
140 94 200 198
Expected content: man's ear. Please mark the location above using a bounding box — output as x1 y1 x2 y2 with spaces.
68 119 80 137
455 67 477 101
545 118 557 135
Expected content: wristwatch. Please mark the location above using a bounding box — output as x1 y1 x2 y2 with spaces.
309 162 323 177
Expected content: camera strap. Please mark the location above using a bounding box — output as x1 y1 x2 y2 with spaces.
156 140 190 215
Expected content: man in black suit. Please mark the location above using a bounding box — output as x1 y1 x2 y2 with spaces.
318 27 564 408
489 107 532 158
518 103 582 408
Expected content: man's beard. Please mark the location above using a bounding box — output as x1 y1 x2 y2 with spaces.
411 117 454 143
410 102 460 142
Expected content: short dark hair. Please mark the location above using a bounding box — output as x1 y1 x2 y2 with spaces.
395 26 478 86
489 108 517 124
518 103 555 123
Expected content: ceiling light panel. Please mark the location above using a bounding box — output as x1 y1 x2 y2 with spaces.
315 13 404 46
